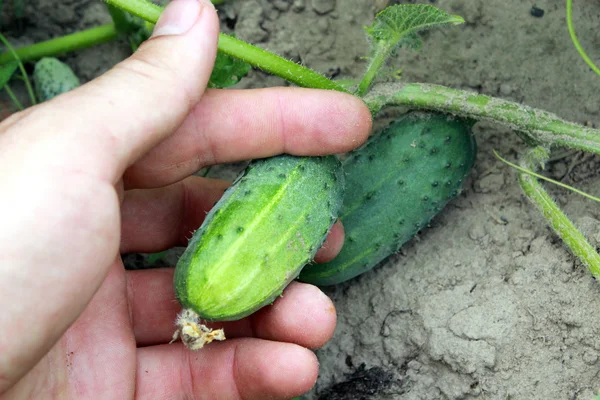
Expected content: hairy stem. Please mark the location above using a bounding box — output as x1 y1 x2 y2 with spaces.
105 0 346 91
356 47 388 97
517 147 600 279
366 82 600 153
0 24 119 66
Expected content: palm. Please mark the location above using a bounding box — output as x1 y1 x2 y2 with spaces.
5 261 136 398
4 251 338 399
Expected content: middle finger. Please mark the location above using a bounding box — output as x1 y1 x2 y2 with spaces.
127 268 337 349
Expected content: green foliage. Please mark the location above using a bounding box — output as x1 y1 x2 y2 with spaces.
357 4 464 96
106 3 152 51
0 60 17 89
0 32 36 106
13 0 22 18
0 0 24 19
365 4 464 51
208 51 252 89
146 251 168 265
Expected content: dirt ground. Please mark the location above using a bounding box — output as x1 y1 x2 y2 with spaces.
5 0 600 398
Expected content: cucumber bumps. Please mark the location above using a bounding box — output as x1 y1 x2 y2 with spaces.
172 155 344 349
300 112 477 286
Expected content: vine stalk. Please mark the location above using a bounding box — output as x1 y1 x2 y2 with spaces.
103 0 347 92
356 47 388 97
0 24 118 66
517 147 600 278
365 82 600 154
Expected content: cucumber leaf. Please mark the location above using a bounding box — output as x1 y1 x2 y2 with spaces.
208 51 252 89
357 4 464 96
146 251 168 265
106 3 152 52
365 4 464 52
0 61 17 90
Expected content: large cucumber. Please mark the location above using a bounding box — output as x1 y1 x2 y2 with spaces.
33 57 80 102
299 112 477 286
174 154 344 322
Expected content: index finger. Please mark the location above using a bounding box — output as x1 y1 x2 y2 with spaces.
124 87 372 188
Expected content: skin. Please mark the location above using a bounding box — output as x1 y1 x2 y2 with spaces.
0 0 372 399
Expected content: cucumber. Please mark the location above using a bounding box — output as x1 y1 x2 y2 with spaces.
33 57 80 102
174 154 344 322
299 112 477 286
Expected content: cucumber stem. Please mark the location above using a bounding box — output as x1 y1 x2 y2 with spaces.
104 0 347 92
517 147 600 279
365 82 600 154
0 24 119 65
356 46 388 97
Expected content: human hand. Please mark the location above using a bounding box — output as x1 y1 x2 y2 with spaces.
0 0 371 398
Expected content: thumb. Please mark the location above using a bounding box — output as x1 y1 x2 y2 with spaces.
0 1 218 392
18 0 220 183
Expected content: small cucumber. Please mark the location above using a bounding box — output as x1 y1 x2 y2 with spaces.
174 154 344 322
299 112 477 286
33 57 80 102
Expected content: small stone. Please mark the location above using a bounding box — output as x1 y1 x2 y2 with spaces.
478 173 505 193
264 8 280 21
583 351 599 365
585 98 600 114
272 0 291 12
530 6 544 18
381 324 391 337
407 360 422 371
292 0 305 12
312 0 335 15
499 83 513 96
469 223 486 241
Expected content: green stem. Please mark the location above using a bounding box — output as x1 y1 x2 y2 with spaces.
365 82 600 154
0 32 36 105
517 147 600 279
104 0 347 91
494 149 600 203
104 0 162 21
4 84 23 110
218 35 346 91
356 47 388 96
566 0 600 77
0 24 119 66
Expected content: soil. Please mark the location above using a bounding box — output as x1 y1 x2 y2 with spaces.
5 0 600 399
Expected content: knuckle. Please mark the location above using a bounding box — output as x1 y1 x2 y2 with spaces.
116 54 196 111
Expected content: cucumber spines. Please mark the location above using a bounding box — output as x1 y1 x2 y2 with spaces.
299 112 476 286
174 154 344 322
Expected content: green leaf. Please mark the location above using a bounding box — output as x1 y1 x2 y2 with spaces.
146 251 168 265
208 51 252 89
106 3 152 52
107 3 137 34
0 61 17 89
365 4 464 52
356 4 464 96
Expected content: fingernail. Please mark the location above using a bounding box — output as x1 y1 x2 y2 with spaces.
152 0 212 38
